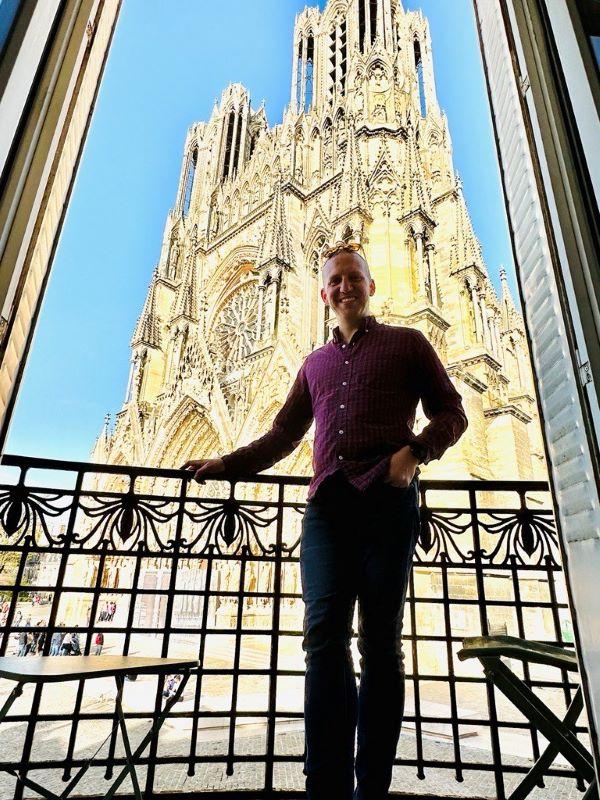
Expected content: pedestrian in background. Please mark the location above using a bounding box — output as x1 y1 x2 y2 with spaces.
93 631 104 655
50 630 64 656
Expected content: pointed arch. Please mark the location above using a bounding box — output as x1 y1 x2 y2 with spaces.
304 226 329 260
148 400 222 470
204 244 259 304
323 0 349 28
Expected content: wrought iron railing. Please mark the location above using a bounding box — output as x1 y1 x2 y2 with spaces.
0 454 588 799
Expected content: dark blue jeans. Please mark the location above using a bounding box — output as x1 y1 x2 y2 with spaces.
300 472 420 800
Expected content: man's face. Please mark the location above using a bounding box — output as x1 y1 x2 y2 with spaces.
321 250 375 322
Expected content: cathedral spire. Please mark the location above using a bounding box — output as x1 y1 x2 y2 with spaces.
500 265 518 330
257 175 295 275
91 413 112 463
171 252 199 323
335 119 369 219
451 177 482 268
131 270 161 349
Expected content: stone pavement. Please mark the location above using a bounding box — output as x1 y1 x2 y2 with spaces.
0 718 587 799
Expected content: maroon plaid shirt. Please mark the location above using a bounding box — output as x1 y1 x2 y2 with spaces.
221 317 467 498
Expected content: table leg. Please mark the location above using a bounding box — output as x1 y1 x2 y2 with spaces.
113 675 143 800
0 681 24 723
102 670 191 800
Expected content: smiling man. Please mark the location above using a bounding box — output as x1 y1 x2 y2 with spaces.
183 242 467 800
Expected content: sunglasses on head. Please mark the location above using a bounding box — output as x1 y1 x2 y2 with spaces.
320 240 365 262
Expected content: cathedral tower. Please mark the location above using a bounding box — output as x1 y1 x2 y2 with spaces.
93 0 546 483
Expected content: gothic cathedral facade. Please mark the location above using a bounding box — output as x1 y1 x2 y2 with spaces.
93 0 546 485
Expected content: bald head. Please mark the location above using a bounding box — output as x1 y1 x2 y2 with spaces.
321 248 371 285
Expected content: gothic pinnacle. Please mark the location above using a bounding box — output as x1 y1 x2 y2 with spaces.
401 123 432 220
257 175 294 273
172 252 198 322
131 270 161 349
336 118 368 218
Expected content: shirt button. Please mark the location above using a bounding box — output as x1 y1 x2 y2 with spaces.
342 381 347 386
342 344 346 349
345 360 349 364
339 429 344 434
338 455 344 461
340 404 345 409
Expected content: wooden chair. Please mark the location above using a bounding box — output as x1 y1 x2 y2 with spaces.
458 635 598 800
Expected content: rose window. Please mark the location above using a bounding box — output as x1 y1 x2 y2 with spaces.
210 283 258 372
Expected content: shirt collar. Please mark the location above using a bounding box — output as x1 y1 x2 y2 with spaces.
332 315 377 345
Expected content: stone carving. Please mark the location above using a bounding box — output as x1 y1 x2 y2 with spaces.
168 238 180 277
368 63 392 122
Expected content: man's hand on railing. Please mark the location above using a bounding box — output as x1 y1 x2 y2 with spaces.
181 457 225 483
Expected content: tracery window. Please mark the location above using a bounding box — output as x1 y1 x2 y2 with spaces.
305 35 314 111
359 0 366 52
327 20 347 103
223 112 235 179
222 110 243 179
369 0 378 43
182 147 197 216
359 0 378 52
296 39 303 109
296 33 315 112
209 282 258 373
414 39 427 116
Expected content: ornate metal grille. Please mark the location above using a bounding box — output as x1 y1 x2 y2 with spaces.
0 455 588 799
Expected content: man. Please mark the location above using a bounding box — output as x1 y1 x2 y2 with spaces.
50 629 64 656
183 242 467 799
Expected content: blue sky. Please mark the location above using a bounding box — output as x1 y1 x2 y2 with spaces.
6 0 517 463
